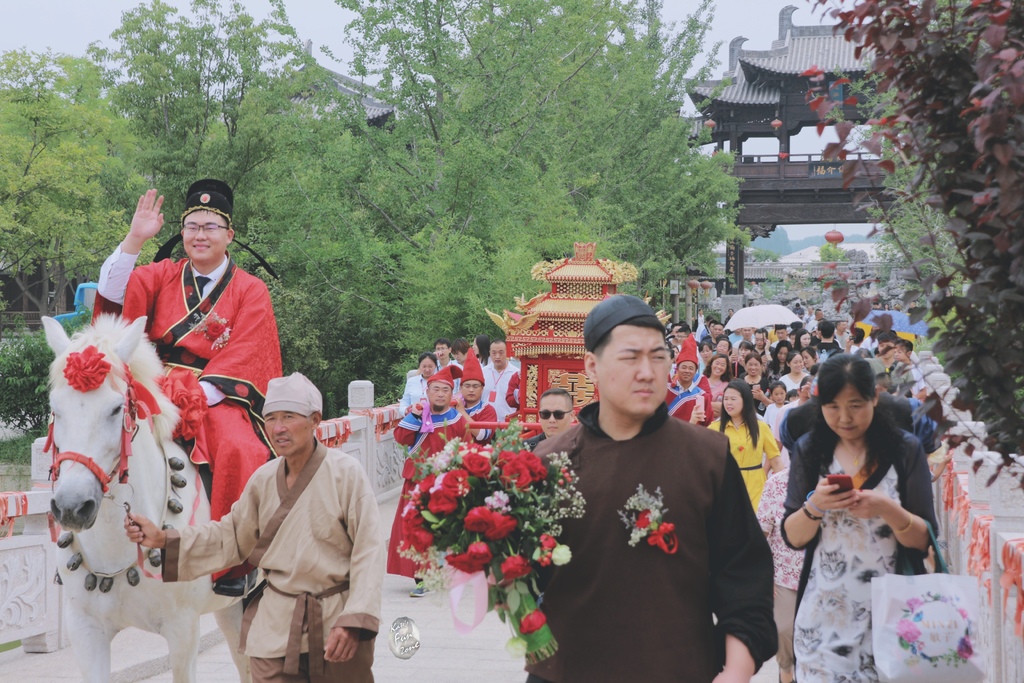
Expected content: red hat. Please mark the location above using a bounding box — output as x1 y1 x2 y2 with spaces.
461 349 485 385
426 364 463 389
674 335 699 368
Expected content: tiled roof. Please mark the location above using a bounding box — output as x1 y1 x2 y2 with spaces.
690 8 870 108
292 65 395 122
741 27 869 77
692 63 780 107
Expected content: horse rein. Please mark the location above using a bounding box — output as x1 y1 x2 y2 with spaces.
45 366 152 493
47 353 168 584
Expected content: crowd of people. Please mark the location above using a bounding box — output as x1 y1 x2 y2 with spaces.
384 298 945 682
106 179 947 683
664 306 944 683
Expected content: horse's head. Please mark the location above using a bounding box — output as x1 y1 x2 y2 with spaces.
42 315 176 531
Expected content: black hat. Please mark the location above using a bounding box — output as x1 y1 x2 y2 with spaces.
583 295 663 352
181 179 233 226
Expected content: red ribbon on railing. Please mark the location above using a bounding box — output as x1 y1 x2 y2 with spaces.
967 513 993 582
943 467 966 512
0 491 29 538
1000 538 1024 637
316 418 355 448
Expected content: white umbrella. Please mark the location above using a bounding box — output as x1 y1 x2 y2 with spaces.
724 304 801 330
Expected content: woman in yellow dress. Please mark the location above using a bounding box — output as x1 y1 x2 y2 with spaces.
711 380 783 509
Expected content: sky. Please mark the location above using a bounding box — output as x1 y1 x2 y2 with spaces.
0 0 854 239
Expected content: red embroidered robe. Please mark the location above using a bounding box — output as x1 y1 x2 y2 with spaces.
95 257 282 571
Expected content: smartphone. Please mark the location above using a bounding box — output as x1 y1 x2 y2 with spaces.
827 474 855 492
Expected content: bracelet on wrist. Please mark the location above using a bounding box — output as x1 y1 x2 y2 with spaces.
801 503 823 522
895 513 915 535
805 491 825 516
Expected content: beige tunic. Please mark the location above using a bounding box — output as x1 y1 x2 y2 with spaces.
164 443 383 658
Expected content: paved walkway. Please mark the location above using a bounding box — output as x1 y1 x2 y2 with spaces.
2 495 780 682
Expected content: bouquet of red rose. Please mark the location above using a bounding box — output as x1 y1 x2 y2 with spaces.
399 423 585 662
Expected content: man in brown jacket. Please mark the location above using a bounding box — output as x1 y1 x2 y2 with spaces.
528 296 776 683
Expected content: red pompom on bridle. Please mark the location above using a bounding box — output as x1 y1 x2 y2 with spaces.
48 347 161 493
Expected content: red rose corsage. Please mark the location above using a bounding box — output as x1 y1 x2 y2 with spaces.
618 484 678 554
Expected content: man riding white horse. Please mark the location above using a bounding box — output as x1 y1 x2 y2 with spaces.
44 315 248 683
96 179 282 596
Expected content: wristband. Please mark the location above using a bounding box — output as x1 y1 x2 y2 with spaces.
805 491 825 516
801 503 823 521
895 513 915 534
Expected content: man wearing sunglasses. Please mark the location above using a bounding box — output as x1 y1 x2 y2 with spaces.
95 179 282 598
525 388 575 450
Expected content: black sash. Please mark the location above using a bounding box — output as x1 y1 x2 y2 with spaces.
158 259 236 349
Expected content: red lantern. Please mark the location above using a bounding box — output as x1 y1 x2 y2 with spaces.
704 119 717 129
700 281 713 291
687 279 700 290
770 118 783 130
778 152 789 160
825 229 845 245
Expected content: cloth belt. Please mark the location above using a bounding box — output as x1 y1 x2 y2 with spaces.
738 463 763 471
240 579 350 680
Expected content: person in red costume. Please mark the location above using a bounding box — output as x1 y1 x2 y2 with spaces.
388 364 470 596
95 180 282 597
666 334 714 426
457 349 498 444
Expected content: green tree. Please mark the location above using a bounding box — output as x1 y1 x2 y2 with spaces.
0 50 138 316
90 0 306 232
751 248 781 262
94 0 742 412
334 0 738 335
819 243 847 263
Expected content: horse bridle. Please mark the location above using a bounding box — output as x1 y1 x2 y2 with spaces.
45 367 156 494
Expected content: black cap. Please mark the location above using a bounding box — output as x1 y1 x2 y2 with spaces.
583 295 662 351
181 179 233 226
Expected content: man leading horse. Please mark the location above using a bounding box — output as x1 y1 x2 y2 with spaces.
126 373 383 683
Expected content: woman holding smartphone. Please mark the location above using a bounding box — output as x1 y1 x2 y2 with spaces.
781 354 936 683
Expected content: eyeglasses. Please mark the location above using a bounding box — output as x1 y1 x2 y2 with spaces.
182 222 228 235
538 410 569 420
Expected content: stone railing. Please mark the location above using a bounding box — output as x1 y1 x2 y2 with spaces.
314 380 406 500
920 353 1024 682
0 380 407 654
0 438 67 654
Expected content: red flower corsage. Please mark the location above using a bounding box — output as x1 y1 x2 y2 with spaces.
618 484 678 554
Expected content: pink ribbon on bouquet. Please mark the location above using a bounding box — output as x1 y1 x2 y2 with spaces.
448 569 490 635
420 399 435 434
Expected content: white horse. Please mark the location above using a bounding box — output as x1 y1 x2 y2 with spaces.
42 315 249 683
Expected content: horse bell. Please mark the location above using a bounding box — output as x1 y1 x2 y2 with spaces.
57 531 74 549
67 553 83 571
84 573 97 591
170 472 187 489
167 498 184 514
168 457 185 471
99 576 114 593
126 567 140 586
148 549 163 567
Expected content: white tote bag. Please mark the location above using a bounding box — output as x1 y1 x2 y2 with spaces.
871 571 985 683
